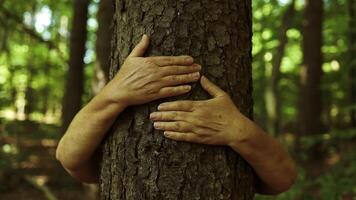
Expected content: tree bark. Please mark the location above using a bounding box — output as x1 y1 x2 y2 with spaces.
265 0 296 135
92 0 114 94
100 0 255 199
348 0 356 127
298 0 324 135
61 0 90 132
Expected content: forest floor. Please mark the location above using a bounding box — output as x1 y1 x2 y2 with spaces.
0 120 97 200
0 120 355 200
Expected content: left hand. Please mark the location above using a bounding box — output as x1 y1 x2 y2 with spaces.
150 76 248 146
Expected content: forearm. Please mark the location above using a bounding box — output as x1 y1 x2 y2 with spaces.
229 115 297 195
56 87 126 171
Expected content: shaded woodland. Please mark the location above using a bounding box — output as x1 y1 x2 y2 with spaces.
0 0 355 199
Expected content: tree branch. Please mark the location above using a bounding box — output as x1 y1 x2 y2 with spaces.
0 5 58 49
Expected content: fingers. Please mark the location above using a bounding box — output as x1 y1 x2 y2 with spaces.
161 72 200 86
146 56 194 66
154 121 193 132
200 76 226 97
161 64 201 76
157 85 191 99
150 111 188 121
128 34 150 57
163 131 199 143
158 101 195 112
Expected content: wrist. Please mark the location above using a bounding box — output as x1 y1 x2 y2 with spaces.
92 87 128 115
227 111 254 149
100 80 131 107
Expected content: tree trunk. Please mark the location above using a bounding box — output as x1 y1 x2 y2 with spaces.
265 0 296 135
349 0 356 127
24 64 35 120
61 0 90 132
299 2 324 197
100 1 255 199
92 0 114 94
42 55 51 116
298 0 324 135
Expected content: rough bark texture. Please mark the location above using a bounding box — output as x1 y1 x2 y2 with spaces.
100 1 255 199
93 0 114 94
61 0 90 132
299 0 323 135
349 0 356 127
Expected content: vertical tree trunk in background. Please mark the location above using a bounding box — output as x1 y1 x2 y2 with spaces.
92 0 114 94
24 64 35 120
349 0 356 127
100 0 255 199
24 5 37 121
265 0 296 135
299 0 323 135
61 0 90 132
299 0 324 192
41 55 51 116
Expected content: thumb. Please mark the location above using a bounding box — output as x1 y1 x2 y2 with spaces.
128 34 150 57
200 76 226 97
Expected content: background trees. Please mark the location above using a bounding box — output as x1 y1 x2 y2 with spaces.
0 0 355 199
61 0 91 132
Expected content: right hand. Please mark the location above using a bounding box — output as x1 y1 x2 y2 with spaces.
104 35 202 106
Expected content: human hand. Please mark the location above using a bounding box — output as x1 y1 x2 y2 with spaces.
104 35 202 106
150 76 249 146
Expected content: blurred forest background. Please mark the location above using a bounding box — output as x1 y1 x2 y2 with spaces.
0 0 355 199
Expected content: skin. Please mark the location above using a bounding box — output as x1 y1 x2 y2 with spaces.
151 76 297 194
56 35 297 195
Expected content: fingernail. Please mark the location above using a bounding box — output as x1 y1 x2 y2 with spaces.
153 122 160 128
164 132 171 137
193 72 200 78
158 104 165 110
185 56 194 63
184 85 192 90
195 64 202 70
150 113 157 119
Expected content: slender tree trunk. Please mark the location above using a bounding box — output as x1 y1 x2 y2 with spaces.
9 66 18 116
24 5 37 121
42 56 51 116
299 1 324 197
349 0 356 127
265 0 296 135
299 0 323 135
61 0 90 132
100 1 255 199
92 0 114 94
24 64 35 120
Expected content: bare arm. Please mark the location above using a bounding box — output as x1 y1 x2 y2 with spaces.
150 76 297 195
56 35 202 183
228 114 297 194
56 90 125 183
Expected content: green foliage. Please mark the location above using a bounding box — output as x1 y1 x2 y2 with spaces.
0 0 355 198
256 128 356 200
